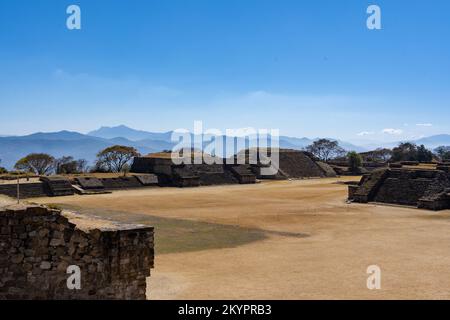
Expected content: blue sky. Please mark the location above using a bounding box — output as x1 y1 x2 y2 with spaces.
0 0 449 143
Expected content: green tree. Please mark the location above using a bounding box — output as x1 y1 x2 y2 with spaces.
305 139 346 162
0 159 7 174
434 146 450 162
347 151 363 173
417 144 433 162
14 153 55 175
95 145 140 173
391 142 418 162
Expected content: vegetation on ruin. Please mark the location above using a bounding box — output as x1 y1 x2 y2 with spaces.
391 142 433 162
347 151 363 173
0 160 7 174
434 146 450 162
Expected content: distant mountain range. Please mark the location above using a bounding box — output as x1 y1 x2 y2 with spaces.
88 125 174 142
1 125 450 170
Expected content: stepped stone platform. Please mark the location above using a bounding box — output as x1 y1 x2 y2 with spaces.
73 175 159 193
349 167 450 211
39 176 75 197
131 153 255 187
228 165 257 184
131 149 335 187
0 177 74 199
0 174 160 199
0 182 47 199
75 177 104 190
99 176 143 190
328 160 387 175
135 174 159 186
236 149 337 180
0 201 154 299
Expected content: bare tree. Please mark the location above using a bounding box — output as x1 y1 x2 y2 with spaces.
362 148 392 163
55 156 88 174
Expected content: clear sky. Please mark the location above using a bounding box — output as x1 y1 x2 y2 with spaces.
0 0 449 143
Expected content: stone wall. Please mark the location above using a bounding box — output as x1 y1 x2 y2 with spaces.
349 168 450 211
100 176 143 190
131 156 253 187
0 203 154 300
0 183 48 199
374 176 432 206
74 175 159 192
246 150 336 179
131 150 336 186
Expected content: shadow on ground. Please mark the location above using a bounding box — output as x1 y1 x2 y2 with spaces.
47 204 278 254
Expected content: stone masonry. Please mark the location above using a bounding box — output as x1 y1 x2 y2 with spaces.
349 167 450 211
0 202 154 299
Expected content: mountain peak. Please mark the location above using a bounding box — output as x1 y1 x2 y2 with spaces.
88 125 172 141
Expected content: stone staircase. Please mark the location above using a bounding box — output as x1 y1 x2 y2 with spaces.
229 165 257 184
39 176 75 197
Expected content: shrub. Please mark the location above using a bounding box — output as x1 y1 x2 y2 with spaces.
347 151 363 173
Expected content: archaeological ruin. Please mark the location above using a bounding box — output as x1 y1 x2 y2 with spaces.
0 174 159 199
262 149 336 179
131 149 336 187
131 151 257 187
0 200 154 299
348 165 450 211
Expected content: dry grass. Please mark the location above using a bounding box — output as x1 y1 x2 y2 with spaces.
32 177 450 300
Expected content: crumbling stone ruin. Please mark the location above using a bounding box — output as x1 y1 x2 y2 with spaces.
0 176 75 199
234 149 336 180
328 160 387 175
348 166 450 211
0 174 159 199
40 176 75 196
73 175 158 194
0 201 154 299
131 149 335 187
131 153 256 187
270 149 336 179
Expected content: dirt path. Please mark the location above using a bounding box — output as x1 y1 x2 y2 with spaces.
33 178 450 299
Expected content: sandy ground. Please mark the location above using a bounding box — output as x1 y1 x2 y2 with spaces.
32 177 450 300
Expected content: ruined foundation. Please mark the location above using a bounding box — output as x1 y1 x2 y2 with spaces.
0 174 159 199
0 202 154 299
131 155 256 187
131 149 335 187
349 167 450 211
